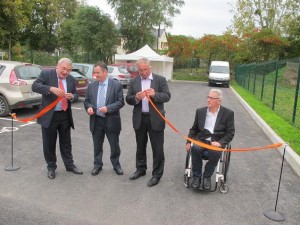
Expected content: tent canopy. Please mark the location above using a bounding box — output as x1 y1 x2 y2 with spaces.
114 45 173 80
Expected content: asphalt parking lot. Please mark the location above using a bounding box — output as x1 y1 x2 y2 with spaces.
1 81 300 225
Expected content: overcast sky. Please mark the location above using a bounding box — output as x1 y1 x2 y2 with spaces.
86 0 236 38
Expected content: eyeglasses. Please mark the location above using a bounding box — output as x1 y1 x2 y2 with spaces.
207 96 219 100
138 67 150 72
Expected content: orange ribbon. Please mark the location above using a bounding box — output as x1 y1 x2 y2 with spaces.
146 94 283 152
11 97 63 123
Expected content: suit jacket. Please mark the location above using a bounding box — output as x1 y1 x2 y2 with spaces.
187 106 235 147
126 73 171 131
84 78 124 133
32 69 77 129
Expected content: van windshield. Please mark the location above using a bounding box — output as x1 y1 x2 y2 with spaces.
210 66 229 74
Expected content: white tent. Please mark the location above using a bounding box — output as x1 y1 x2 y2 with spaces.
114 44 174 80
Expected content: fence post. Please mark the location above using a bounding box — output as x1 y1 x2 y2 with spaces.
272 60 279 110
292 60 300 124
253 63 257 95
261 64 266 100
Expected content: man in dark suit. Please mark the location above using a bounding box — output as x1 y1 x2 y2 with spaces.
186 88 235 190
84 62 124 176
32 58 83 179
126 57 171 187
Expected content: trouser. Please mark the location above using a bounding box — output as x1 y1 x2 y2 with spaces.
191 143 222 178
134 114 165 178
42 111 74 170
92 116 121 169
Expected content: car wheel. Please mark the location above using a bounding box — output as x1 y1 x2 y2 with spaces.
0 95 11 117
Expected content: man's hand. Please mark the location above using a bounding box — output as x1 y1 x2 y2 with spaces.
50 86 65 97
135 91 146 101
185 143 191 152
144 88 155 97
211 141 221 147
87 107 94 115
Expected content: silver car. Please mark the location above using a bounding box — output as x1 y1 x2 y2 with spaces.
108 65 131 88
0 60 42 117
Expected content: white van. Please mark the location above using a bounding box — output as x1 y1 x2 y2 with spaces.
208 61 230 87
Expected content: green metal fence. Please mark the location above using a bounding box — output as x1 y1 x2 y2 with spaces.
235 57 300 128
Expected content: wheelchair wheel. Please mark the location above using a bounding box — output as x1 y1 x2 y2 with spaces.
184 150 192 188
221 148 231 183
219 183 229 194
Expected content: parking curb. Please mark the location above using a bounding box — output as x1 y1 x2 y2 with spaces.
231 87 300 177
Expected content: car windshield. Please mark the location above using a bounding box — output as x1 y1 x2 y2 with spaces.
15 65 41 80
210 66 229 74
129 65 138 72
70 71 84 78
118 67 129 74
107 67 114 73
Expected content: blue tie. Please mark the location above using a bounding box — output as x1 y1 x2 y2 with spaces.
97 83 105 117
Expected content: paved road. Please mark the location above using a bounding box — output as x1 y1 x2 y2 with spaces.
0 81 299 225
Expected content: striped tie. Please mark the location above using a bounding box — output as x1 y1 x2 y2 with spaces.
97 83 105 117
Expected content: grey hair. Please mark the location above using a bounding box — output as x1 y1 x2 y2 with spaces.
57 58 72 65
136 57 151 66
210 88 223 101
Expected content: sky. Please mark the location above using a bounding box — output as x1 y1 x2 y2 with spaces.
86 0 237 38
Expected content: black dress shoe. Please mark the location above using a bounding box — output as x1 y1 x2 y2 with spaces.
66 165 83 175
48 170 55 179
147 177 160 187
114 167 123 175
91 167 102 176
129 170 146 180
191 177 201 189
203 177 211 190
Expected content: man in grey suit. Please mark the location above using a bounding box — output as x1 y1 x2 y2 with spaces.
84 62 125 176
185 89 235 190
126 58 171 187
32 58 83 179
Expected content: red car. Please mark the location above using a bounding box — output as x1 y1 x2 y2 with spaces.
110 63 138 78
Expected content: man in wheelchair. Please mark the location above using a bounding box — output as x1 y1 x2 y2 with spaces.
185 89 235 190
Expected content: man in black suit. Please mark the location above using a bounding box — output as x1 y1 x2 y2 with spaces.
186 89 235 190
84 62 124 176
32 58 83 179
126 57 171 187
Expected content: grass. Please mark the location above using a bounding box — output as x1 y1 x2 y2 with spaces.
172 68 300 155
230 80 300 155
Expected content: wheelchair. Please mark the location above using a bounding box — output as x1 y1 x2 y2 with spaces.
183 143 231 193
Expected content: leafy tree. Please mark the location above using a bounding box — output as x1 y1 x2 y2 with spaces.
107 0 184 52
230 0 300 37
285 16 300 58
20 0 79 52
167 34 195 67
0 0 30 59
234 28 289 63
70 6 118 63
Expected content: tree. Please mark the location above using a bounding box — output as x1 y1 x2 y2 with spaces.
230 0 300 37
20 0 79 52
234 28 288 63
0 0 30 59
167 34 195 67
285 15 300 58
70 6 118 63
107 0 184 52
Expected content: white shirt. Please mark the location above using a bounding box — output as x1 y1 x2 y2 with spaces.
204 107 220 140
141 73 153 113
